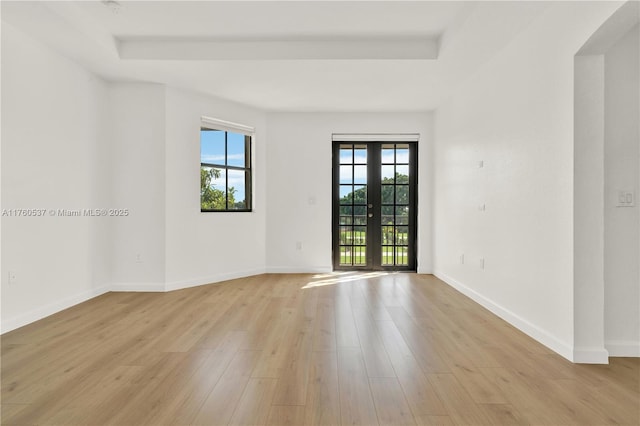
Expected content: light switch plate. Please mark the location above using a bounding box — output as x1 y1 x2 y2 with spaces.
616 191 635 207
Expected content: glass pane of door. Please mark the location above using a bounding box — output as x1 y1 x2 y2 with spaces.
381 143 410 267
337 144 368 267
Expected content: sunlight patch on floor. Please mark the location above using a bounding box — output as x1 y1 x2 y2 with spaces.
302 271 391 289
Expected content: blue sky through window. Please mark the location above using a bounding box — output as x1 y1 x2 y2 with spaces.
227 132 245 167
200 130 225 164
201 129 247 204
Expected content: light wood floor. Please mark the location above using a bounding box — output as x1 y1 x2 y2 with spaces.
1 273 639 425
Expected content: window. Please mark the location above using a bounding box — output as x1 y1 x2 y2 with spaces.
200 126 252 212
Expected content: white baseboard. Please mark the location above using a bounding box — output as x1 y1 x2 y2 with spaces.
606 340 640 357
112 269 268 293
110 282 166 292
1 285 110 334
573 346 610 364
165 268 266 292
265 266 333 274
433 270 575 362
1 269 267 335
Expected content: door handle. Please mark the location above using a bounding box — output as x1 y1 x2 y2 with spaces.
368 213 374 218
368 204 373 208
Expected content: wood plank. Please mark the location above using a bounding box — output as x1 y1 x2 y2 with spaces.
192 350 262 426
480 367 596 425
337 348 379 426
43 365 143 425
427 373 493 425
369 377 416 426
85 353 188 426
0 404 29 424
228 378 277 426
250 308 297 378
240 297 288 350
386 307 450 374
161 331 249 425
266 405 306 426
417 415 454 426
356 281 393 321
545 377 635 425
396 372 447 420
304 351 340 426
334 284 361 348
477 403 529 425
312 297 337 351
374 319 427 377
271 329 314 405
351 306 395 378
435 341 507 404
192 289 253 349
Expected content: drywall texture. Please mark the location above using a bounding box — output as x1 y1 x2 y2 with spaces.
603 25 640 356
164 87 268 288
108 84 268 291
573 4 639 362
266 112 433 273
110 84 167 290
1 23 112 331
574 54 607 361
433 2 622 361
0 24 269 330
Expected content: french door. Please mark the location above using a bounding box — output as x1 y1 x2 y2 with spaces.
332 141 418 271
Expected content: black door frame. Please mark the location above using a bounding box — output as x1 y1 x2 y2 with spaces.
332 141 418 271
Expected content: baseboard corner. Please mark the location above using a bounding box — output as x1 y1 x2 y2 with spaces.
605 340 640 357
573 346 610 364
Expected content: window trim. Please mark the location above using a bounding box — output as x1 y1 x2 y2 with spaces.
200 119 254 213
201 116 255 135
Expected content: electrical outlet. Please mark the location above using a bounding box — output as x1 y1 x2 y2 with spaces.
479 258 485 270
8 271 17 285
460 254 465 264
296 241 303 250
135 253 143 263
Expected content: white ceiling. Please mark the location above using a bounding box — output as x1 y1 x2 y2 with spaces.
1 1 551 112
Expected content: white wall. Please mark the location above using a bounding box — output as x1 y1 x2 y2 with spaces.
433 2 622 361
0 22 270 331
110 83 166 290
107 84 269 291
1 23 111 332
603 25 640 356
265 112 433 273
164 87 268 288
574 54 606 361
